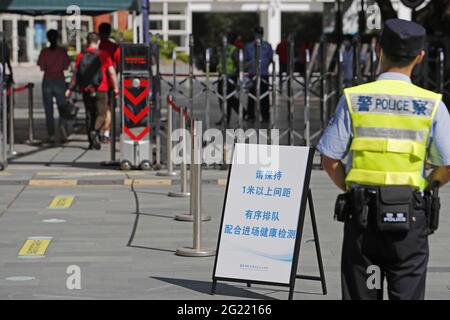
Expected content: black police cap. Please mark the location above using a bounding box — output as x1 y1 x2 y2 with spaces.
379 19 426 58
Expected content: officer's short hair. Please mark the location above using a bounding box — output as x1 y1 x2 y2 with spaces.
383 52 418 68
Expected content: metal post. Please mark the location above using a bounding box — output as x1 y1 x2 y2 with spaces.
238 49 244 129
255 36 262 127
189 34 194 118
205 48 211 129
155 34 162 169
175 117 211 222
147 32 154 165
8 84 16 156
423 46 429 89
438 48 444 93
110 79 117 162
157 95 177 176
142 0 149 44
304 50 311 147
221 35 228 125
158 49 178 176
370 41 377 82
169 106 190 198
352 35 361 86
288 34 294 146
337 48 343 96
336 0 343 45
335 47 343 116
1 85 7 170
320 38 327 129
176 120 215 257
271 52 276 130
26 83 35 144
221 35 228 167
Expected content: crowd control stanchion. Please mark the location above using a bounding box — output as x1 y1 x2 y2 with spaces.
319 38 328 129
175 113 211 222
304 50 311 147
25 83 37 145
270 53 276 131
205 48 211 129
8 83 17 156
369 41 377 82
0 83 7 170
111 88 117 163
157 95 177 176
155 34 162 169
255 36 262 127
352 35 361 86
337 48 343 97
422 44 429 89
169 104 190 198
221 36 228 168
287 35 295 146
238 49 244 129
438 48 444 93
176 119 215 257
188 34 195 118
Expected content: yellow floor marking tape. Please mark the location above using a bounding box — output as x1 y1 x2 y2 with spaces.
36 172 144 177
49 196 74 209
124 179 172 186
29 179 77 186
217 179 228 186
18 237 52 257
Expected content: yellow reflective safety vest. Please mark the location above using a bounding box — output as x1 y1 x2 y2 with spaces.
344 79 441 191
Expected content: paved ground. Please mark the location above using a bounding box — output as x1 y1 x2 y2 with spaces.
0 67 449 300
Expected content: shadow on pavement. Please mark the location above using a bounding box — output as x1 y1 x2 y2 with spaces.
128 244 176 253
151 277 278 300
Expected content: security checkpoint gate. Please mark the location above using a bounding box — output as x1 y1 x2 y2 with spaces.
119 43 152 171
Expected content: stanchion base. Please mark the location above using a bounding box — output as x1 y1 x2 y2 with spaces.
157 171 178 177
100 160 120 167
174 214 211 222
168 191 191 198
8 151 18 156
25 139 42 146
175 247 215 257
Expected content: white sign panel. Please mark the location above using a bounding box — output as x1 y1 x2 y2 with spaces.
214 144 312 285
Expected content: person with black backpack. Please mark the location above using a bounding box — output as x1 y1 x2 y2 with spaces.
65 32 119 150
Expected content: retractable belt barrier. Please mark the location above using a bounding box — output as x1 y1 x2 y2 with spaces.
2 82 36 161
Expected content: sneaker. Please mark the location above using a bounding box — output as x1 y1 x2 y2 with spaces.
100 136 111 144
89 131 101 150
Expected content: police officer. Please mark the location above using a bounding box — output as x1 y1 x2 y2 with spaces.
317 19 450 300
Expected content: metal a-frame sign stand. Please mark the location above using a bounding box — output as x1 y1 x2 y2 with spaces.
211 147 327 300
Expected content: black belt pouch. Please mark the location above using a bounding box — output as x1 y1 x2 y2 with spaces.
377 186 413 233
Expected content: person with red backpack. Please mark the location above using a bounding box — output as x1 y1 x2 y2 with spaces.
65 32 119 150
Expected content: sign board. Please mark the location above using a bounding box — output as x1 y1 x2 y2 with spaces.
121 43 150 73
213 144 314 286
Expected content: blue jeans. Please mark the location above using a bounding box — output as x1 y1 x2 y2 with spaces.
42 79 66 137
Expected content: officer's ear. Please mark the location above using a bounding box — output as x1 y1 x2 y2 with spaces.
415 50 425 66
